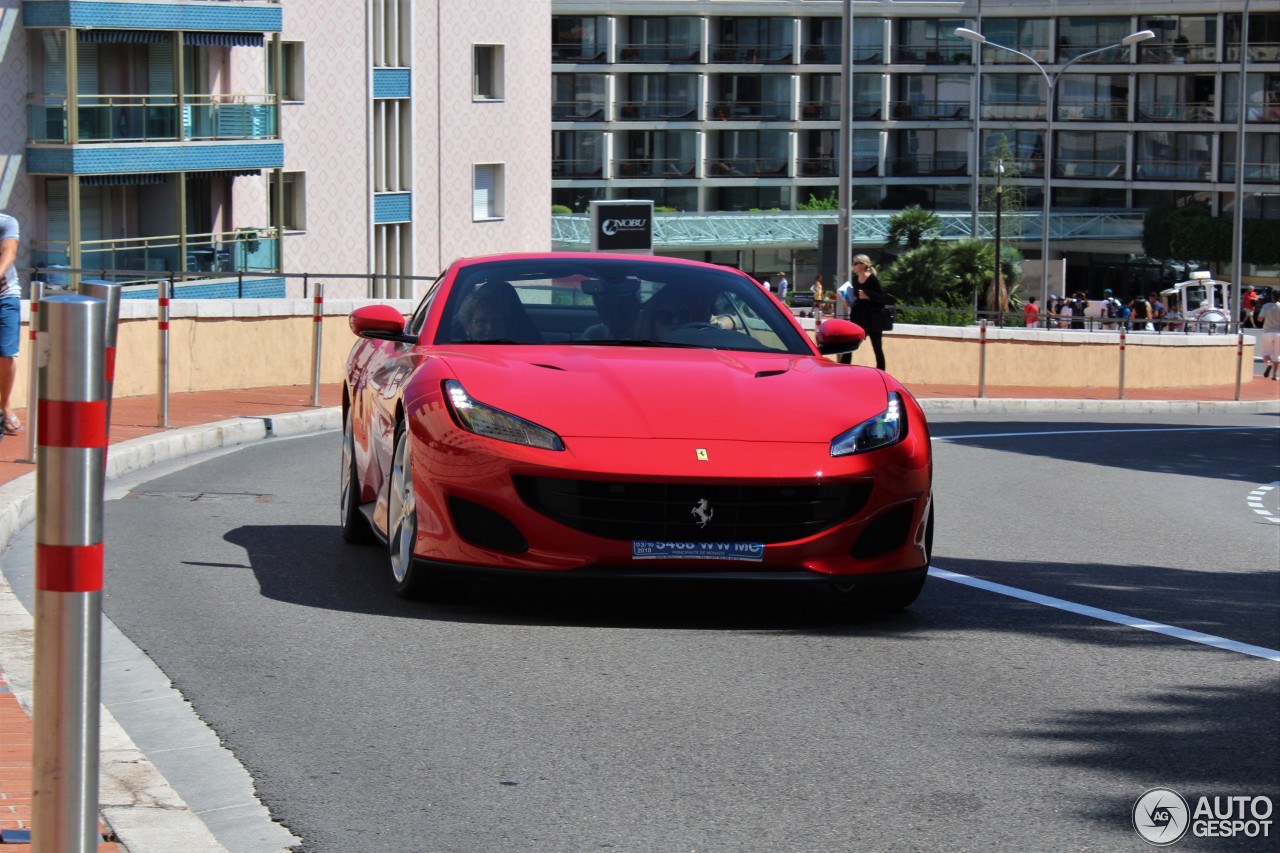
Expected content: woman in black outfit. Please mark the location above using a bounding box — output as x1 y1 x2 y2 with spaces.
849 254 887 370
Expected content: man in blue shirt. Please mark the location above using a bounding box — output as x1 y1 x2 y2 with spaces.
0 213 21 436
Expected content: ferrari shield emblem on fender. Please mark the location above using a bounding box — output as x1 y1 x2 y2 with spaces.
696 448 709 461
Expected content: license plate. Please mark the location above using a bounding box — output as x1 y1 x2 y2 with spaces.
631 541 765 562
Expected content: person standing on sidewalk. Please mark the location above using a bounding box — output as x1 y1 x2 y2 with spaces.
0 212 21 436
849 254 887 370
1259 292 1280 380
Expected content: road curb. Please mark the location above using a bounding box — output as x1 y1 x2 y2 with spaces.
0 408 339 853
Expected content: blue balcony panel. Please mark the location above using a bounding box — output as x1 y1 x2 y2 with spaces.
374 192 412 224
373 68 411 100
23 2 283 32
25 142 285 175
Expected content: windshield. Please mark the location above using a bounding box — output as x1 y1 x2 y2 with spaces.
433 257 810 354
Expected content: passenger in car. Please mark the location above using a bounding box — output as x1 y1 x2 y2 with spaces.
583 289 642 340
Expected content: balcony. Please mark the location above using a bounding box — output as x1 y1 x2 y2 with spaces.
618 43 701 63
981 103 1048 121
890 100 970 120
709 100 791 121
894 46 971 64
1135 160 1212 181
891 155 969 177
704 158 790 177
1137 101 1217 122
552 42 607 63
614 159 695 178
29 94 279 144
801 100 881 121
616 101 699 121
1057 101 1129 121
1055 159 1125 179
711 43 793 64
798 157 878 177
31 228 281 285
552 100 606 122
1220 162 1280 183
1139 41 1216 64
551 158 603 179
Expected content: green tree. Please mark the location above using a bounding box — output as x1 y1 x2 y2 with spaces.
797 192 841 211
884 205 941 251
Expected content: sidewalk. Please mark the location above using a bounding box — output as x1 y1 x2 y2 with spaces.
0 377 1277 851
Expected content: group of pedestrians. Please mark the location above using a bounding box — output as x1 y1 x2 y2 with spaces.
1027 289 1174 332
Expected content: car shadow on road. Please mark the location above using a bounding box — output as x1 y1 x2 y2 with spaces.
932 418 1279 484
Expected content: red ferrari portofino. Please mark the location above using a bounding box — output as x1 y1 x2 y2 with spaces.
342 253 933 611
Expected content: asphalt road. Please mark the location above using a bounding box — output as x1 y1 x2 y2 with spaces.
80 413 1280 851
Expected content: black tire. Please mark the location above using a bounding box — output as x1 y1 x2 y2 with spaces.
386 420 464 601
339 407 375 544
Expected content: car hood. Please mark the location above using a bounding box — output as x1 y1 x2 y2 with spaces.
435 346 891 442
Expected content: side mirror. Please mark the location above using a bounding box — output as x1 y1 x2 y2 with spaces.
816 318 865 355
350 305 417 344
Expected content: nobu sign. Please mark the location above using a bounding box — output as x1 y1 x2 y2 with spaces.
590 200 654 252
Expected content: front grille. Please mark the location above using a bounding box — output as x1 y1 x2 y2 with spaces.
514 476 871 544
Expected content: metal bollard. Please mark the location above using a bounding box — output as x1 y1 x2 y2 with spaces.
75 280 122 445
1235 330 1245 402
21 281 45 464
311 281 324 407
1118 327 1128 400
158 279 171 427
32 294 107 853
977 319 987 398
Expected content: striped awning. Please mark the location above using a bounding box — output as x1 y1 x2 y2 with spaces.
184 32 264 47
78 30 167 44
185 170 262 181
80 173 166 186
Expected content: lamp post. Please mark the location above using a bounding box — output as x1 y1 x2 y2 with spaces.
993 160 1004 322
1231 0 1252 332
955 26 1154 310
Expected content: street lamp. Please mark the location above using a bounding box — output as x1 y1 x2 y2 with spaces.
993 160 1005 322
955 26 1155 311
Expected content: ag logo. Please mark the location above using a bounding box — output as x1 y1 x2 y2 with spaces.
1133 788 1189 846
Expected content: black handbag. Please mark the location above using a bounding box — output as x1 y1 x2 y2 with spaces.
879 306 895 331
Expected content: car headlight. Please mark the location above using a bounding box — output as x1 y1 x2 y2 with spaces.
830 392 906 456
444 379 565 451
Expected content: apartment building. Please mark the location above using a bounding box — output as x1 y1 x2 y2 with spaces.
6 0 550 298
551 0 1279 292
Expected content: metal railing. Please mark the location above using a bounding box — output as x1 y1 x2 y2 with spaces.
27 93 278 144
31 228 281 285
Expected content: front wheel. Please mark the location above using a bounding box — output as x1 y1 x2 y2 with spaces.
386 420 463 601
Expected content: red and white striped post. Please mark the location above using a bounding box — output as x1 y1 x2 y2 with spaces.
32 293 107 853
310 281 324 407
76 280 122 445
1118 327 1128 400
157 279 171 427
977 319 988 398
21 280 45 464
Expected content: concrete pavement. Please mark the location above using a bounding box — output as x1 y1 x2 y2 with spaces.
0 378 1277 852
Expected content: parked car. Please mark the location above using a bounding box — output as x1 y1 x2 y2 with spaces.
341 252 933 612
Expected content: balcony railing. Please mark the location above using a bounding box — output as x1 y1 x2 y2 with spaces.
711 43 793 64
1135 160 1212 181
618 43 701 63
1137 101 1217 122
890 155 969 177
981 103 1048 121
1225 42 1280 62
798 157 879 177
801 46 882 64
894 46 971 64
616 101 699 121
890 100 970 120
1139 42 1216 64
551 159 603 178
1220 162 1280 183
28 94 278 144
552 100 606 121
1055 159 1125 179
801 100 881 120
705 158 790 177
552 43 607 63
709 100 791 120
30 228 281 285
614 158 696 178
1057 100 1129 121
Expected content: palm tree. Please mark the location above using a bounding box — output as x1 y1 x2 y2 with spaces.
884 205 941 251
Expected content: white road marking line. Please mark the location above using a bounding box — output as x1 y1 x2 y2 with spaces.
933 425 1278 442
1247 483 1280 524
928 566 1280 662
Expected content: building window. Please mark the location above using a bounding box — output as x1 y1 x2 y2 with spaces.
268 41 305 102
272 170 307 233
473 163 504 220
474 44 504 101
